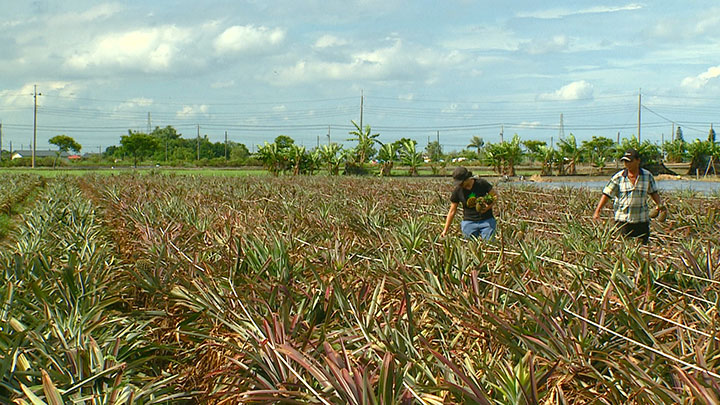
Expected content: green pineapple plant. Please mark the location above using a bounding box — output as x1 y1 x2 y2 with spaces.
475 193 495 212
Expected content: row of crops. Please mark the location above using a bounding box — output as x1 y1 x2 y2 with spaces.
2 172 720 403
0 175 45 215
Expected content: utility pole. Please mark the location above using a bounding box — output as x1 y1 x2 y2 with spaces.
224 130 228 160
500 125 504 143
316 135 319 149
671 123 675 142
196 125 200 160
661 133 665 161
327 125 330 145
32 85 41 168
550 136 553 150
559 113 565 140
359 90 364 129
436 130 440 144
637 89 641 142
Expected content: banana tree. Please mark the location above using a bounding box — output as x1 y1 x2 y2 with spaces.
347 120 380 167
319 143 343 175
687 139 715 175
484 135 523 176
399 139 423 176
580 136 615 171
557 133 581 175
377 143 400 177
537 145 557 176
662 139 687 163
255 142 288 176
288 144 306 175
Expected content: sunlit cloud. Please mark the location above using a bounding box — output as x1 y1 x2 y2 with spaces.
538 80 594 100
681 66 720 89
518 3 643 19
214 25 285 53
176 105 209 118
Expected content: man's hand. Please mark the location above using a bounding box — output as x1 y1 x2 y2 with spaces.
592 211 602 221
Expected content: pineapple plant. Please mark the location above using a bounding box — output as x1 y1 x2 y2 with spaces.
475 193 495 212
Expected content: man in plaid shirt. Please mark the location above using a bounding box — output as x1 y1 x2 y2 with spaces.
593 148 665 244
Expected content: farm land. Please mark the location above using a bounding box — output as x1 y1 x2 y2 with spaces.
1 172 720 404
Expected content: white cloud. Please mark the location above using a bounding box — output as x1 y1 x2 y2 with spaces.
115 97 154 111
1 82 78 109
518 4 643 19
520 35 570 55
176 105 209 119
65 25 192 72
443 26 520 51
538 81 594 100
681 66 720 89
272 39 463 84
314 34 348 48
75 3 124 21
520 121 541 128
214 25 285 53
648 11 720 41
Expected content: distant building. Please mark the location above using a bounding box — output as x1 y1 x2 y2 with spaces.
11 150 70 160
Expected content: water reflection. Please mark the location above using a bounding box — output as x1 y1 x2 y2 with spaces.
515 180 720 194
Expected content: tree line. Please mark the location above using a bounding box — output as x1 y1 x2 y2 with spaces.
1 123 718 175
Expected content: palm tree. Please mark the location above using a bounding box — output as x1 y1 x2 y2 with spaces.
399 139 423 176
467 136 484 159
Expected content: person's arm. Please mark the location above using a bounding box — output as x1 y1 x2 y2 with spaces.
593 194 611 220
647 174 663 210
441 202 459 237
649 192 663 210
479 188 498 213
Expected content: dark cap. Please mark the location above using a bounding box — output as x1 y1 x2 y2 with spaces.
620 148 640 161
452 166 473 186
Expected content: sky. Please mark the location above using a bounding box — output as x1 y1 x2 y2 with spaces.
1 0 719 154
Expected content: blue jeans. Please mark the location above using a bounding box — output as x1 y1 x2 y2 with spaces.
461 218 497 240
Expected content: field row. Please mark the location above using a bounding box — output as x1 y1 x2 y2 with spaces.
2 173 719 404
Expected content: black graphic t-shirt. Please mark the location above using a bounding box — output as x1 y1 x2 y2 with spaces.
450 178 494 221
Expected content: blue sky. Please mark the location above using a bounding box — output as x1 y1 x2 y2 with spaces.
1 1 719 153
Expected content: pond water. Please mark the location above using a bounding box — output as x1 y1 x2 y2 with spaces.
514 180 720 195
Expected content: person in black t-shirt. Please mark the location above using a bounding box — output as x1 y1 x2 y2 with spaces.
440 166 497 240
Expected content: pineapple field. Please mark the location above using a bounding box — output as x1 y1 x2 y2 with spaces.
1 172 720 404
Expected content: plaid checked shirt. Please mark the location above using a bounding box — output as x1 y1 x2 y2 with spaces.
602 168 658 223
